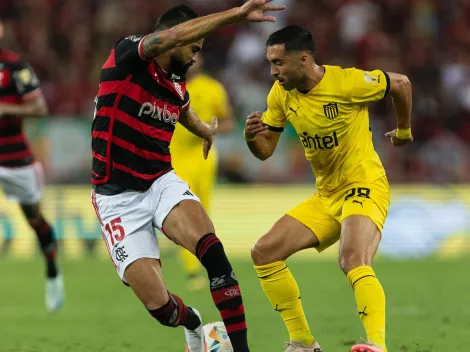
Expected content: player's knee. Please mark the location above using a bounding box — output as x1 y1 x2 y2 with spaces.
338 250 370 274
251 239 278 266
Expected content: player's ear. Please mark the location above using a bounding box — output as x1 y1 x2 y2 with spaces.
299 53 309 66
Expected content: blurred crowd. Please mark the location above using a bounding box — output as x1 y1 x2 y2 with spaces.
2 0 470 183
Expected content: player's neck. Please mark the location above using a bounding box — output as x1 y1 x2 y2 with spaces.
298 64 325 92
154 56 172 76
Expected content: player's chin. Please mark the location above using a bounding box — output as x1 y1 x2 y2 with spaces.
279 81 294 91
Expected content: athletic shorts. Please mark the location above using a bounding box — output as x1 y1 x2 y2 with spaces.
91 170 200 282
0 162 44 205
287 176 390 252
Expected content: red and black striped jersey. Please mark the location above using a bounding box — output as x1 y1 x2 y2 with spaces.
91 35 190 192
0 49 41 167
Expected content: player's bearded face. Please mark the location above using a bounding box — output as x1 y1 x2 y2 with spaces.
268 46 303 91
170 50 194 76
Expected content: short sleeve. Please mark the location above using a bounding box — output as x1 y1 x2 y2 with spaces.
12 61 41 101
261 82 286 132
346 68 390 103
114 35 149 66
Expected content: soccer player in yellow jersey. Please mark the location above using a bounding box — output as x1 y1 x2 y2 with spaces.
244 26 413 352
171 55 234 291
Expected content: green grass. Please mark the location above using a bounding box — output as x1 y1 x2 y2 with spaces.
1 253 469 352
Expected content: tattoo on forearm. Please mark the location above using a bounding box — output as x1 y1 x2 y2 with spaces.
142 34 163 57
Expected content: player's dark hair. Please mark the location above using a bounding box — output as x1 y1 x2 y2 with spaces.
154 5 198 31
266 25 316 56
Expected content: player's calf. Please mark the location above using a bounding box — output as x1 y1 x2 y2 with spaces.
148 293 201 330
340 216 387 352
196 233 249 352
124 257 204 351
23 205 58 279
251 216 320 347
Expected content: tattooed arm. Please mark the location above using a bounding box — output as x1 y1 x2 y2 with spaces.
142 0 285 58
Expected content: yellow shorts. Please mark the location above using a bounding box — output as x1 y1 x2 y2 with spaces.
287 176 390 252
171 149 217 211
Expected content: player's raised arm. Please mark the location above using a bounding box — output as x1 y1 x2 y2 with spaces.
142 0 286 58
384 72 413 146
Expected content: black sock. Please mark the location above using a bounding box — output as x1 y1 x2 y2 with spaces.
196 233 249 352
46 259 58 278
29 217 58 278
148 294 200 330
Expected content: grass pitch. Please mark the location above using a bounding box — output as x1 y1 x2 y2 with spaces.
1 253 469 351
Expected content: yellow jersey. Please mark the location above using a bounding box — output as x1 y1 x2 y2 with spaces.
262 65 389 195
171 73 229 157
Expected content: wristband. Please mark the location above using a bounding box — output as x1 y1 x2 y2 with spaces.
396 128 412 139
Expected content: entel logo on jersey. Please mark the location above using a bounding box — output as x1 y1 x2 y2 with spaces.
138 102 179 125
299 131 339 150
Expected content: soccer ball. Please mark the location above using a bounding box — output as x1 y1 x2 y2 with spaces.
203 322 233 352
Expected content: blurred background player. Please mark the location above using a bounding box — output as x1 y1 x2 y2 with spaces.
171 54 234 291
245 26 412 352
0 20 64 311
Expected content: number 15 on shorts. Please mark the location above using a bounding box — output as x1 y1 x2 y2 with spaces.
104 217 125 246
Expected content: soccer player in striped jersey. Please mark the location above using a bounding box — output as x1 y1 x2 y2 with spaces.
0 19 64 311
90 2 285 351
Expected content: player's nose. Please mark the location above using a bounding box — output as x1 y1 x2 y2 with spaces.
270 66 279 77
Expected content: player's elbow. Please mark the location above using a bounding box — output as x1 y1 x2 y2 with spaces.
38 103 49 117
35 99 49 117
256 150 273 161
389 73 411 96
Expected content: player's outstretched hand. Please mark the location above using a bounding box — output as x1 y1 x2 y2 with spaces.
385 129 413 147
244 112 268 141
203 116 218 159
239 0 286 23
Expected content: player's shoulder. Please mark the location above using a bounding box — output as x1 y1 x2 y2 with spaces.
114 34 145 48
323 65 362 78
0 49 27 70
325 65 384 80
0 49 22 64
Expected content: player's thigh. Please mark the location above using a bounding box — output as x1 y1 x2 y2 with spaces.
0 162 44 206
124 257 169 309
91 190 160 282
338 176 390 270
153 171 214 254
252 195 341 265
287 194 342 252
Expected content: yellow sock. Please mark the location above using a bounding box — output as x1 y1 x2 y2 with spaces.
255 261 314 346
347 266 387 352
179 247 200 276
